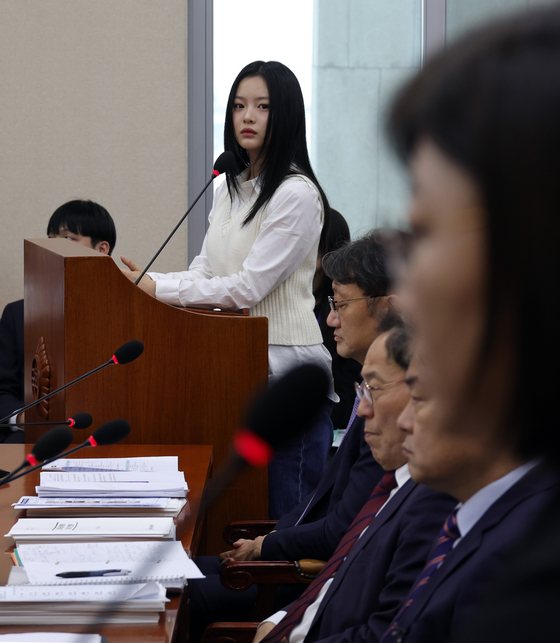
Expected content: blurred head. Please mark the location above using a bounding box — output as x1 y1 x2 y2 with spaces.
357 326 410 471
322 231 392 364
399 353 520 501
47 200 116 255
388 5 560 462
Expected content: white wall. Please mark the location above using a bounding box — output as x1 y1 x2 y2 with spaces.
447 0 557 42
312 0 422 237
0 0 188 310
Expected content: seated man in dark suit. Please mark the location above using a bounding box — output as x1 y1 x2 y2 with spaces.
190 232 395 640
0 200 116 442
375 355 560 643
254 327 456 643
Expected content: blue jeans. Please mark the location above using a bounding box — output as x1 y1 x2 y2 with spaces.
267 401 333 520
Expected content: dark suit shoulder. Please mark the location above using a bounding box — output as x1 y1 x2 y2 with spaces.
262 428 383 562
0 298 25 436
455 487 560 643
302 479 456 643
401 466 560 643
3 299 24 318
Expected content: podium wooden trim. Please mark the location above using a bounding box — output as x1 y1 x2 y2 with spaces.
23 239 269 553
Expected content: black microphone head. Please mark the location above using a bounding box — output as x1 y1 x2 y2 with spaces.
113 340 144 365
213 151 235 175
69 413 93 429
32 426 74 462
92 419 131 446
244 364 330 450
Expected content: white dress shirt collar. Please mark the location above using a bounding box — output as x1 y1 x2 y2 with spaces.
395 462 411 489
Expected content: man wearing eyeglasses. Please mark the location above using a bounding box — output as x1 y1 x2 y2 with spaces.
190 232 396 641
253 328 456 643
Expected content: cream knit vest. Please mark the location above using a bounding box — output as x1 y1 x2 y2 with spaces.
205 175 323 346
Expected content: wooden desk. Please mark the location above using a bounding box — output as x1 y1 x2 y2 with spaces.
0 443 213 642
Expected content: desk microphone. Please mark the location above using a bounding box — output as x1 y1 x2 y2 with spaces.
0 340 144 424
134 151 235 285
0 425 74 486
204 363 330 508
0 419 132 486
0 412 93 429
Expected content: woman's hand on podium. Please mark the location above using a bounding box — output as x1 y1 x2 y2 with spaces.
121 256 156 297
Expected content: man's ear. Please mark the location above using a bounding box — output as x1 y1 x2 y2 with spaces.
385 294 401 315
93 240 111 255
375 293 401 317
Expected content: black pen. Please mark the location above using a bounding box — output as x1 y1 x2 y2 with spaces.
55 569 132 578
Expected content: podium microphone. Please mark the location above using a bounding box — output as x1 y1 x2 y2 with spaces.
0 425 74 486
0 341 144 424
0 412 93 430
134 151 235 285
204 363 330 509
0 419 132 486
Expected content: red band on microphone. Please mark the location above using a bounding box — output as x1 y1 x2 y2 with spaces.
68 418 75 427
233 429 273 467
212 170 220 177
111 355 119 365
88 436 98 447
26 454 38 467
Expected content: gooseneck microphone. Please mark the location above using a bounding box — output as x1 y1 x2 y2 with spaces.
0 419 131 486
0 425 74 486
205 363 330 508
0 412 93 430
134 151 236 285
0 341 144 424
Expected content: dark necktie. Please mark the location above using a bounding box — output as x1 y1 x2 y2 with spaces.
262 471 398 643
381 508 460 642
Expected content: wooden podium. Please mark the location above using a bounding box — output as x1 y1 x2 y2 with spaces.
23 238 269 553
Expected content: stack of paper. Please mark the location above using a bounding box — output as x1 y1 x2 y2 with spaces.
13 496 187 518
42 455 179 473
36 470 188 498
0 635 102 642
6 517 176 544
12 541 204 589
0 581 168 624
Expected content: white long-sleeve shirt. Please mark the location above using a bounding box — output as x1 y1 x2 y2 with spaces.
149 170 335 397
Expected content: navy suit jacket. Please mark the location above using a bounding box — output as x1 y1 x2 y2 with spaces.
392 466 560 643
0 299 24 437
188 410 384 632
454 487 560 643
262 414 384 561
295 480 456 643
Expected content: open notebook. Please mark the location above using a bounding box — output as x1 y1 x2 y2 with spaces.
11 541 204 589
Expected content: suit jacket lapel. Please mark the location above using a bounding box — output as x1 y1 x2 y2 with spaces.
397 466 557 629
312 479 418 623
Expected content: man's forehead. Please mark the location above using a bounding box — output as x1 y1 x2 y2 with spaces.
361 334 390 378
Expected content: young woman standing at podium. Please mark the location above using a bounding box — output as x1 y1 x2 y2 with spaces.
122 60 334 519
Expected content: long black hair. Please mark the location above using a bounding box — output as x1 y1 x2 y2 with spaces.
388 4 560 461
223 60 331 246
